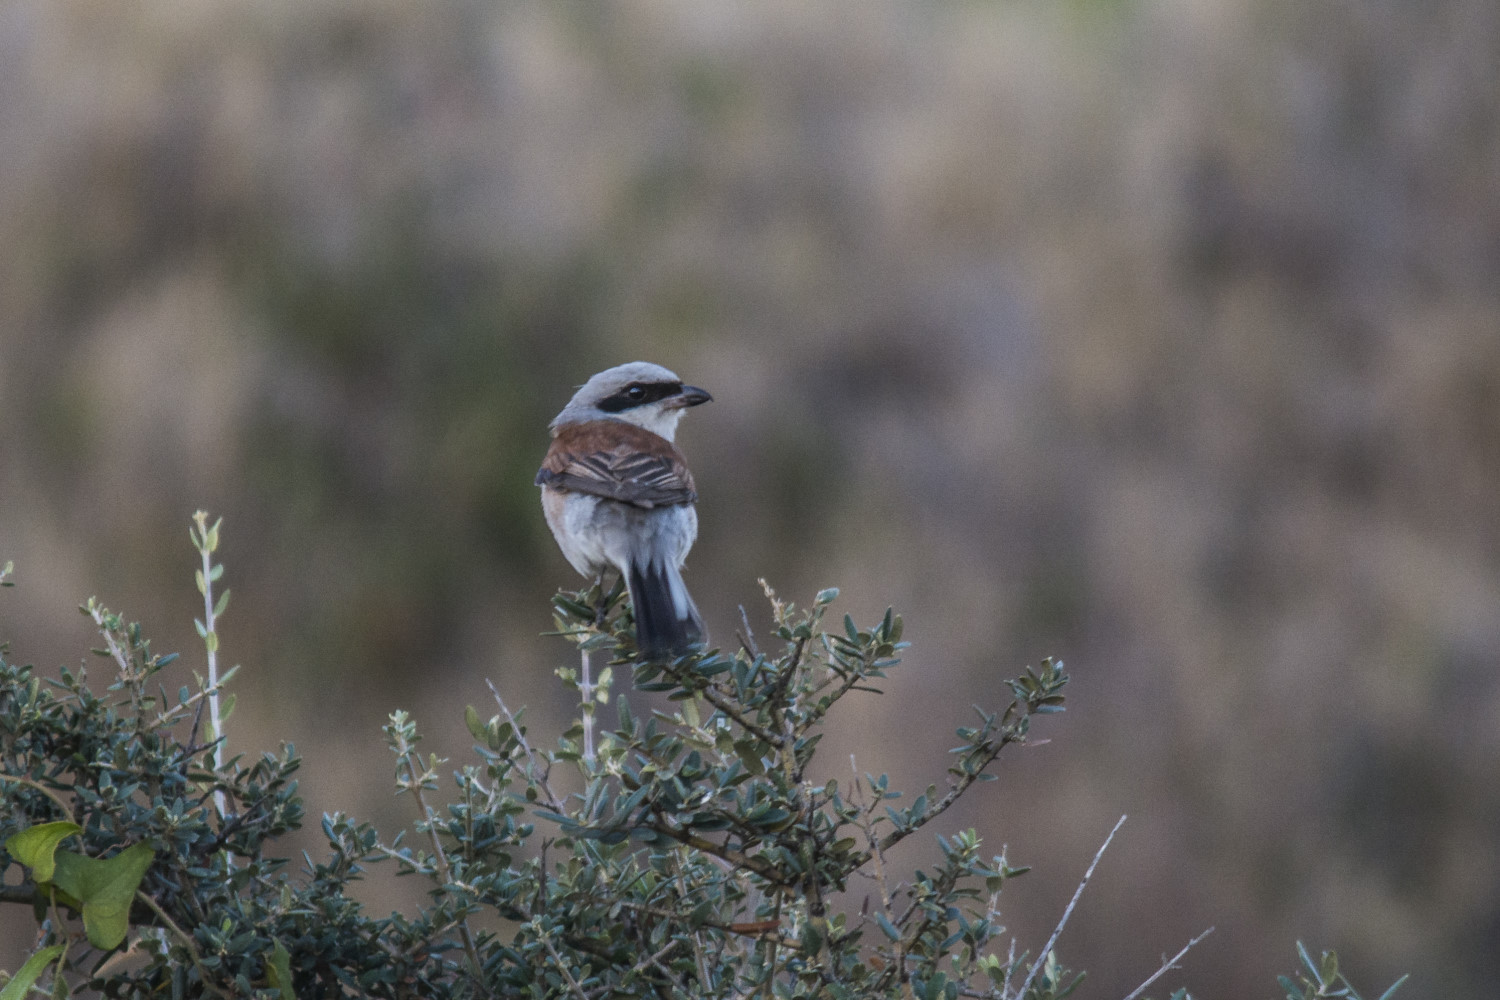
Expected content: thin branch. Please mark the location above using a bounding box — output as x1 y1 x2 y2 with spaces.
540 934 591 1000
487 680 565 814
761 894 785 1000
586 896 793 946
398 745 486 988
645 824 788 885
736 605 761 659
624 936 685 996
0 884 40 906
1120 926 1215 1000
856 722 1027 868
134 891 236 1000
1 775 77 823
690 930 712 993
646 949 695 1000
1015 815 1127 1000
191 511 228 819
89 605 133 678
656 660 786 749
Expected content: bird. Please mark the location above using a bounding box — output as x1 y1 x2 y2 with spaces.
536 362 712 659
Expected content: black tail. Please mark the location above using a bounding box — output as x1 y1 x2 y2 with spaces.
626 558 705 660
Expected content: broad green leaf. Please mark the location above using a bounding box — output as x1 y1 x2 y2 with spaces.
0 945 64 1000
50 843 155 950
266 939 297 999
4 822 82 883
464 705 487 743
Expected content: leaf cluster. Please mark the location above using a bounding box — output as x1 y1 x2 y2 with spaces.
0 556 1408 1000
0 577 1067 998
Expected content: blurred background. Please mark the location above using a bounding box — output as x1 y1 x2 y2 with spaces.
2 1 1497 994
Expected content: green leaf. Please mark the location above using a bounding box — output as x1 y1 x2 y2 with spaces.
50 843 155 950
266 938 297 999
213 588 231 617
4 822 82 883
800 918 825 956
464 705 487 743
1295 941 1317 979
0 945 64 1000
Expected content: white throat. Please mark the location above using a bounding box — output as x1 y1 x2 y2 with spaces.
606 405 684 441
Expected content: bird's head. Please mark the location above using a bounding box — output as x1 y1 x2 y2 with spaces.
550 362 712 441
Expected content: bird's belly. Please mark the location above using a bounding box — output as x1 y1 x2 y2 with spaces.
543 491 698 578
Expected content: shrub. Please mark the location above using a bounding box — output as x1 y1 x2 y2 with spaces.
0 519 1406 1000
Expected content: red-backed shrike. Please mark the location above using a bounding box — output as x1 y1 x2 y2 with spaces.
536 362 712 659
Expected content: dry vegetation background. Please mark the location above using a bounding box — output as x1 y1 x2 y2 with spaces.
1 2 1497 995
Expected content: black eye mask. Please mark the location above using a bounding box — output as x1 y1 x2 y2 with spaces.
597 382 684 413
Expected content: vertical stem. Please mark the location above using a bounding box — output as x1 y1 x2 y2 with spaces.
192 511 229 819
406 749 485 985
199 541 223 766
579 644 595 762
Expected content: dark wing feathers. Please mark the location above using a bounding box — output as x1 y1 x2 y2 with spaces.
537 420 697 509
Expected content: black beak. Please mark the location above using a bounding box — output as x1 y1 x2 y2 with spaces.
669 385 712 408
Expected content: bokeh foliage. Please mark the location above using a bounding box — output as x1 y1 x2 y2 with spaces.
1 3 1496 994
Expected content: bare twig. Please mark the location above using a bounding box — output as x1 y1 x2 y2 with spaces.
487 680 565 814
1015 815 1127 1000
1120 926 1215 1000
737 604 762 658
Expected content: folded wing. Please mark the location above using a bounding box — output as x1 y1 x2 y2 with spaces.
536 420 698 509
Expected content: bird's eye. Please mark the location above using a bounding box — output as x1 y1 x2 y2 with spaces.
626 385 647 401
